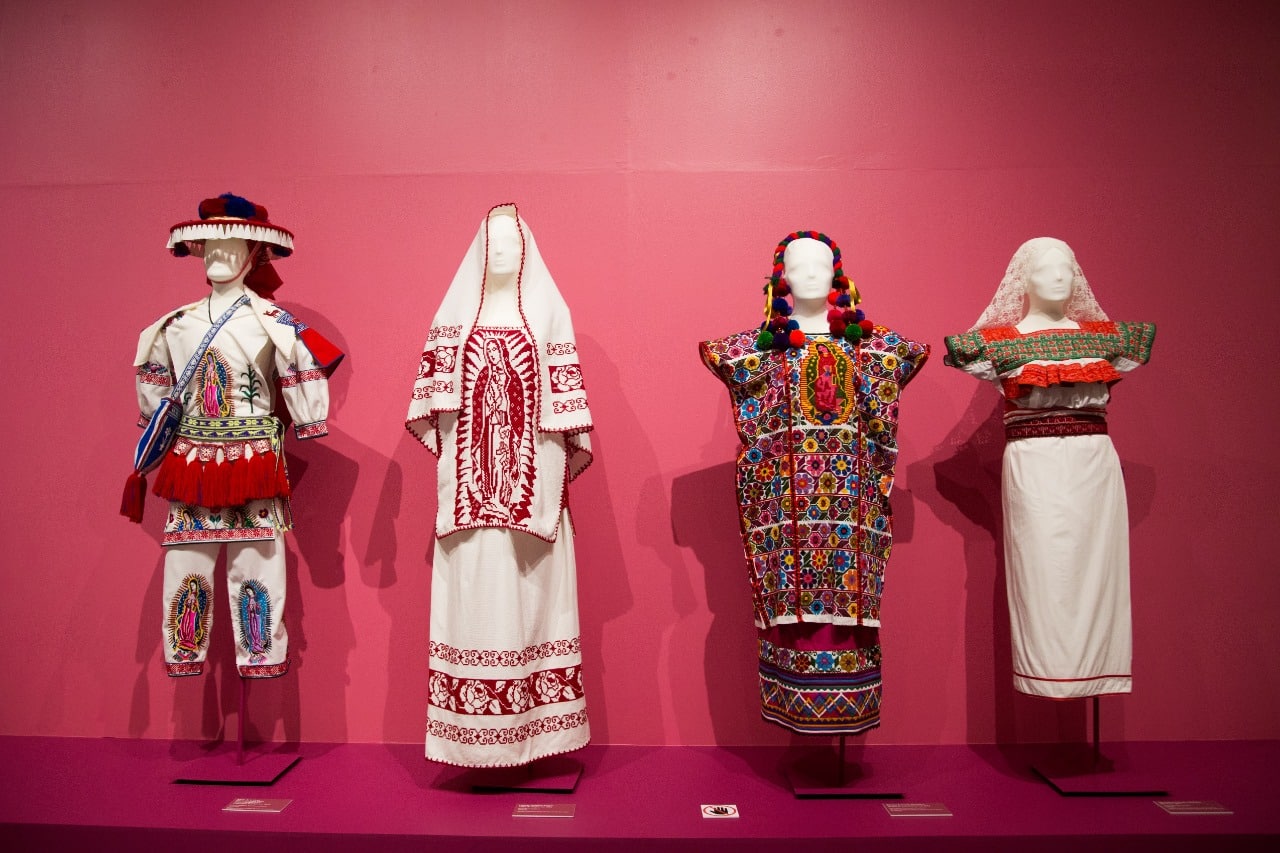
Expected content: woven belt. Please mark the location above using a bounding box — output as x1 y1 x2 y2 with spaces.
1006 413 1107 441
177 415 281 442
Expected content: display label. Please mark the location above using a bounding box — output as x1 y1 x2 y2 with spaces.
701 804 740 819
884 802 952 817
513 804 576 818
1156 800 1233 815
223 798 292 813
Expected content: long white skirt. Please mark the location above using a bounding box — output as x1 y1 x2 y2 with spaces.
1003 434 1133 698
425 508 590 766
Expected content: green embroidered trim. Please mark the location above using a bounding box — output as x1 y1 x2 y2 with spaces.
178 415 280 441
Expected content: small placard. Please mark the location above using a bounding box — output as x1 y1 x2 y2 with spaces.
701 804 739 819
223 798 292 813
513 803 576 818
884 802 952 818
1156 800 1233 816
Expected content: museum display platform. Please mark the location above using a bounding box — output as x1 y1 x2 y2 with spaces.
1 736 1275 851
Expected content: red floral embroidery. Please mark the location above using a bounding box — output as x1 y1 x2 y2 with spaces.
428 666 584 716
430 638 580 667
278 368 327 388
428 710 588 745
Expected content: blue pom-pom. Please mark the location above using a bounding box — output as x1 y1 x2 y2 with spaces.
786 319 799 331
836 293 852 307
854 309 865 322
221 193 257 219
771 297 790 314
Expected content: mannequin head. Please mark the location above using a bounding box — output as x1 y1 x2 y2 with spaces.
486 214 522 277
784 237 835 304
1024 244 1075 313
203 237 254 285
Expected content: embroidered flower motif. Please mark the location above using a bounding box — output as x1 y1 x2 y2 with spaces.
801 437 820 453
842 568 859 589
839 651 861 671
504 678 532 713
815 652 835 671
876 383 898 404
817 473 838 494
459 679 500 715
739 398 761 419
429 672 454 711
549 364 584 393
534 670 574 704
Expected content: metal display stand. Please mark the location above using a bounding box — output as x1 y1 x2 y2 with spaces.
461 755 584 793
1031 696 1168 797
784 735 905 799
173 680 300 785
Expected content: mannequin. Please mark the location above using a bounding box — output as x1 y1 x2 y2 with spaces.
128 193 343 682
944 238 1155 700
700 231 930 788
407 204 593 772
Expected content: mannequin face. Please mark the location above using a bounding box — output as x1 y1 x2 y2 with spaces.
203 237 252 283
784 238 835 302
1025 246 1074 307
487 215 522 275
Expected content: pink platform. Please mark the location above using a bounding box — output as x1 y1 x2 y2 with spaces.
2 736 1276 850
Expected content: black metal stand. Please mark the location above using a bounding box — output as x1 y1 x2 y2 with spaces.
173 679 300 785
464 754 584 793
1031 696 1168 797
785 734 905 799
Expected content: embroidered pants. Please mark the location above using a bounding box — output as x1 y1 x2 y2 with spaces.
161 532 289 678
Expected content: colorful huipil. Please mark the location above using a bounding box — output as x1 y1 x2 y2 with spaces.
135 289 342 677
701 327 928 733
945 320 1155 698
407 204 593 767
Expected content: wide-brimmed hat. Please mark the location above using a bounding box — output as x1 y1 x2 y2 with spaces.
167 193 294 260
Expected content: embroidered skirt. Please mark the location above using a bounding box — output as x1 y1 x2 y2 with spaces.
425 507 589 767
758 622 882 734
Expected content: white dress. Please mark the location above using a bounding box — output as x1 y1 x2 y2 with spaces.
945 322 1155 698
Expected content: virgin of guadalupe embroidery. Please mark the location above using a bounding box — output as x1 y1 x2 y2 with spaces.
799 339 856 425
169 574 212 662
455 329 537 527
194 347 234 417
237 580 273 664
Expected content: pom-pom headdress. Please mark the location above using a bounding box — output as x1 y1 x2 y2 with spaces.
756 230 873 351
167 193 295 298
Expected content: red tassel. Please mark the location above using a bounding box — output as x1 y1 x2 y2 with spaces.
121 471 147 523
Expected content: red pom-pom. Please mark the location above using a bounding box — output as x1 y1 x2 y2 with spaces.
827 308 842 323
788 329 807 347
827 291 840 305
858 319 873 333
832 319 848 335
774 281 790 296
842 309 857 323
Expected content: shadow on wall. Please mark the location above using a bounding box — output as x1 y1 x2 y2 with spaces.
567 335 651 748
670 460 761 746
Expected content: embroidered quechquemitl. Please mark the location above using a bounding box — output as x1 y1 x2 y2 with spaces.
131 193 344 679
407 203 593 767
945 238 1155 698
701 233 929 734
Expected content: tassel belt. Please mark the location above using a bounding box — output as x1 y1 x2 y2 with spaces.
153 416 291 508
1005 412 1108 441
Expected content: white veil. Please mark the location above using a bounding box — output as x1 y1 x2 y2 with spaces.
969 237 1109 330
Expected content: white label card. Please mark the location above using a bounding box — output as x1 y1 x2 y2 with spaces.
1156 800 1233 816
513 804 576 818
884 802 952 817
223 798 292 813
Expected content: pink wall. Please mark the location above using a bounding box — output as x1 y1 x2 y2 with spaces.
2 0 1277 747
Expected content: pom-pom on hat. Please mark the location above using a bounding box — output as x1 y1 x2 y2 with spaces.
167 193 294 260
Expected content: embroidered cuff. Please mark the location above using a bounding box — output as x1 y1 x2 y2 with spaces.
294 420 328 440
165 662 204 677
138 413 150 428
279 367 327 388
238 661 289 679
